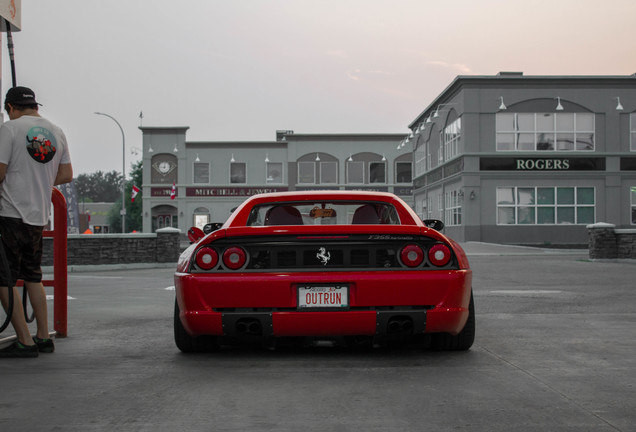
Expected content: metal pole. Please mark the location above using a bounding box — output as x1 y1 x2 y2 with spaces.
5 19 17 87
94 112 126 233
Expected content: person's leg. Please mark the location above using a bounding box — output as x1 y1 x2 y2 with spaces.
0 285 36 346
24 281 49 340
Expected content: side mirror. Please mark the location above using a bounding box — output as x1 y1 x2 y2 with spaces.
423 219 444 231
187 227 205 243
203 222 223 234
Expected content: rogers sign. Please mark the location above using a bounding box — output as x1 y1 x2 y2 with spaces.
516 159 570 170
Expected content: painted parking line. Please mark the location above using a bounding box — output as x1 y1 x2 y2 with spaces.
46 295 76 300
483 290 564 296
165 286 175 291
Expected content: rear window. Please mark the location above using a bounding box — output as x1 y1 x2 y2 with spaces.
246 201 401 226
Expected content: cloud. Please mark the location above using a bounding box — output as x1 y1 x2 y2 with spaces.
367 70 394 76
325 50 350 59
346 69 361 81
346 69 394 81
427 60 472 74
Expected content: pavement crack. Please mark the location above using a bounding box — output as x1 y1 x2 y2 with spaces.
479 345 624 432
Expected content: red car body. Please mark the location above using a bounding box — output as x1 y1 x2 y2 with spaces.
174 191 474 351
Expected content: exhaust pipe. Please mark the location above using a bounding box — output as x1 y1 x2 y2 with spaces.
387 317 414 335
248 321 262 335
236 321 248 334
236 318 263 336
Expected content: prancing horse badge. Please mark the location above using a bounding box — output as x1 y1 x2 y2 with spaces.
316 247 331 265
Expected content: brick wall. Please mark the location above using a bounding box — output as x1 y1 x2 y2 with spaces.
42 228 181 266
588 223 636 259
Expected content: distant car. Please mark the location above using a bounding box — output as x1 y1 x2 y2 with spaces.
174 191 474 352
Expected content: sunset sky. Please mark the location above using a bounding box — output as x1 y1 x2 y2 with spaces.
2 0 635 174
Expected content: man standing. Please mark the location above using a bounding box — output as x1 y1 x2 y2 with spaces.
0 86 73 358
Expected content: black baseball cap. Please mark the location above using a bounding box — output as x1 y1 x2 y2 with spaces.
5 86 41 106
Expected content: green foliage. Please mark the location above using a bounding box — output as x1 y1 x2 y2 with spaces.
107 161 143 233
75 170 123 202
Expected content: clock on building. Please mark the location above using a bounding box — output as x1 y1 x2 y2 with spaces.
152 160 176 176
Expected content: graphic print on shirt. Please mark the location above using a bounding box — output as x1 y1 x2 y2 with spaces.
25 126 57 164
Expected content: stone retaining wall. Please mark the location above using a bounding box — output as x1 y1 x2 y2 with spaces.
42 228 181 266
587 223 636 260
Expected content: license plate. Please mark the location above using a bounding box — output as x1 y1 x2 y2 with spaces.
297 285 349 309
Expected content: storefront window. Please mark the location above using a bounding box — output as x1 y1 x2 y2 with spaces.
193 207 210 229
396 162 412 183
369 162 386 183
442 118 461 162
230 162 246 183
497 186 595 225
444 188 462 226
347 161 364 184
496 113 595 151
415 141 427 176
320 162 337 184
298 162 315 184
266 162 283 184
631 187 636 224
631 114 636 151
193 162 209 184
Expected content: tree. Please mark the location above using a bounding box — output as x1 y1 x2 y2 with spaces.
107 161 143 232
75 170 123 202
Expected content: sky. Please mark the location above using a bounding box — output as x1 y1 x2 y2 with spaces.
2 0 636 175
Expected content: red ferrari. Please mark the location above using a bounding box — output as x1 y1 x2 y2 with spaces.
174 191 474 352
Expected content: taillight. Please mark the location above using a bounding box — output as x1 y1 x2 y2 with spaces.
428 244 451 267
222 246 248 270
400 244 425 268
195 247 219 270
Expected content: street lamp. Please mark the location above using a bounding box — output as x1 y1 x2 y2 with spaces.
94 112 126 233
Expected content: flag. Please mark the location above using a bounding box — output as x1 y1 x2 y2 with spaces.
131 185 140 202
170 182 176 200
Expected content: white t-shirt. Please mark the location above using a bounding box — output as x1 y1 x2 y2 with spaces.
0 115 71 226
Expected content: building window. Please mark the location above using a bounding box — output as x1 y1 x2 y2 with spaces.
497 186 595 225
193 207 210 229
230 162 246 184
631 186 636 224
415 141 427 176
444 188 462 226
266 162 283 184
297 162 315 184
320 162 338 184
347 161 364 184
396 162 412 183
369 162 386 183
193 162 209 184
631 114 636 151
418 198 427 220
443 118 461 162
496 113 595 152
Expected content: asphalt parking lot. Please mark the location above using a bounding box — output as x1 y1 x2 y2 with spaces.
1 243 635 431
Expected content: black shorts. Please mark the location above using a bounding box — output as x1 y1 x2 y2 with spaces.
0 216 44 287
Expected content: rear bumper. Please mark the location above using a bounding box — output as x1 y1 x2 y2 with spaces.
182 309 430 338
175 269 472 337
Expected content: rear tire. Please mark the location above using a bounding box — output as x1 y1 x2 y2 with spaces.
174 298 219 353
431 291 475 351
